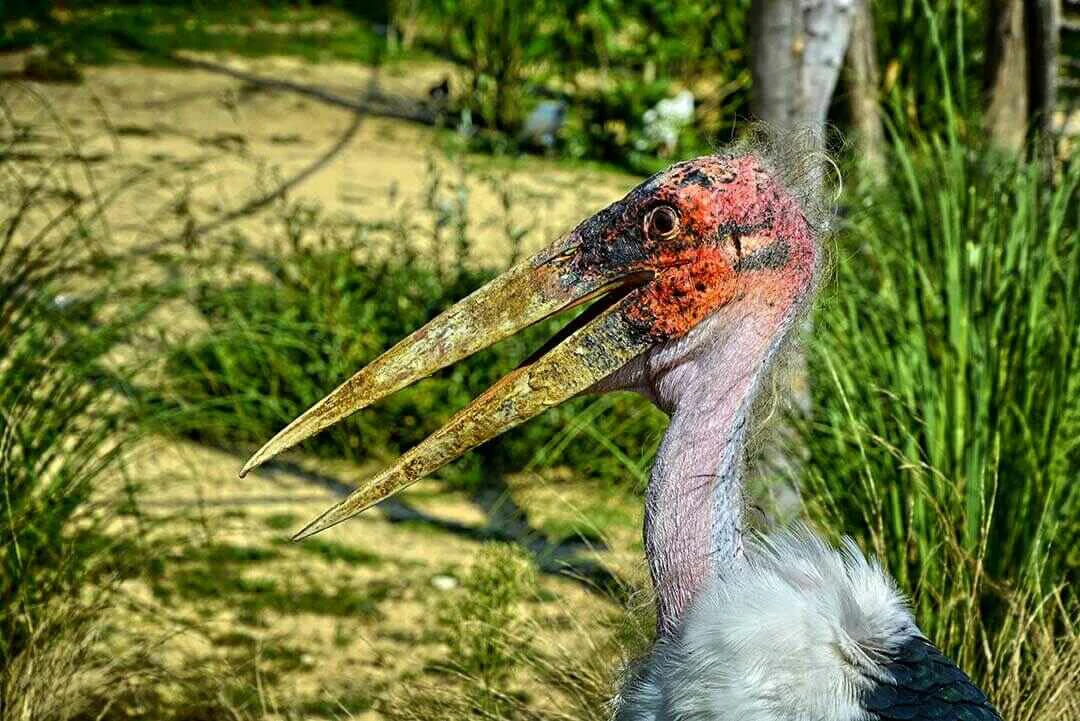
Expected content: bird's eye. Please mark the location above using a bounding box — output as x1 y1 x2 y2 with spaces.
645 205 680 240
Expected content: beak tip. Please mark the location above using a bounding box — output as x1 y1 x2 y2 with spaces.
292 490 376 541
291 513 336 542
240 435 287 479
241 415 323 482
238 455 261 478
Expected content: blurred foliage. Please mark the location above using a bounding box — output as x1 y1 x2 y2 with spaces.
0 3 389 66
432 0 551 132
0 1 753 168
20 44 83 83
540 0 752 81
561 78 703 173
423 0 751 167
4 0 1064 168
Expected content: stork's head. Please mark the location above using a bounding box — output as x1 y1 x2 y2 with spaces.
240 153 819 539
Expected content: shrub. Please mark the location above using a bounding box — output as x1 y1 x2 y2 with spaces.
430 0 552 132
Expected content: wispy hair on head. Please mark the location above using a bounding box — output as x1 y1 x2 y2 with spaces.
714 122 844 238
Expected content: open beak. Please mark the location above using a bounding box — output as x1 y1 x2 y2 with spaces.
240 241 653 540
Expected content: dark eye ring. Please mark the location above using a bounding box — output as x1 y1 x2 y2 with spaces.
646 205 680 240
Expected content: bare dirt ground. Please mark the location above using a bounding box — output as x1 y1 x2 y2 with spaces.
106 439 645 717
3 55 634 263
3 55 651 717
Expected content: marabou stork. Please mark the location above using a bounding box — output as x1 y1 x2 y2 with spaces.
240 153 1002 721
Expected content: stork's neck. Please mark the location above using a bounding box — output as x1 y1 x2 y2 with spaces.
643 294 804 638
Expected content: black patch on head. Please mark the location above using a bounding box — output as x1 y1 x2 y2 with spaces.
860 636 1002 721
570 199 648 276
640 168 666 190
680 168 714 189
733 240 790 273
716 219 773 242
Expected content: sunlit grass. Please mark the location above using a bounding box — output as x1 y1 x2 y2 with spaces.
802 134 1078 719
0 99 156 719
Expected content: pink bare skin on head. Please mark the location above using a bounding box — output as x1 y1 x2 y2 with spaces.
555 154 817 342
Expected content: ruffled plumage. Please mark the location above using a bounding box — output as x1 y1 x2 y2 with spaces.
614 528 1000 721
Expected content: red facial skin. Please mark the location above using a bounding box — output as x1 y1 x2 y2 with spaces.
560 154 817 341
635 249 736 339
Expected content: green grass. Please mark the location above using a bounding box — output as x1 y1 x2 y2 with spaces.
150 537 391 623
289 538 382 565
526 482 639 547
214 630 259 647
388 544 538 718
263 512 300 531
294 684 380 717
182 542 282 564
385 542 634 721
0 133 134 658
158 565 394 620
801 130 1078 718
0 92 165 718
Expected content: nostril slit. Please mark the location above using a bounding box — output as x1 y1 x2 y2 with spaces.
695 282 706 292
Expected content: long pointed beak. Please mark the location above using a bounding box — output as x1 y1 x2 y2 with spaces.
240 246 652 540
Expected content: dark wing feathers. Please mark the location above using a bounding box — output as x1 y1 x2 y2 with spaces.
862 636 1003 721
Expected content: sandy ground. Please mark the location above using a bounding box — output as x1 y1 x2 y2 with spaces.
104 438 644 717
3 56 651 717
2 55 635 265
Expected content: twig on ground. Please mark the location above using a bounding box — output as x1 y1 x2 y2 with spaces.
170 52 436 125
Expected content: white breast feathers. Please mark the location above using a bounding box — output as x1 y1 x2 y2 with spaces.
614 527 920 721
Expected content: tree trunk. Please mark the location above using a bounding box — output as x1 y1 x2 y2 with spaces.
986 0 1029 150
1026 0 1061 162
845 0 885 179
751 0 856 160
751 0 800 127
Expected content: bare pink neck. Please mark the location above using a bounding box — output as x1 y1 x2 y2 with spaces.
644 294 804 637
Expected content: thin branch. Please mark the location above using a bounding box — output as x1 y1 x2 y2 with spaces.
166 51 435 125
134 70 378 259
